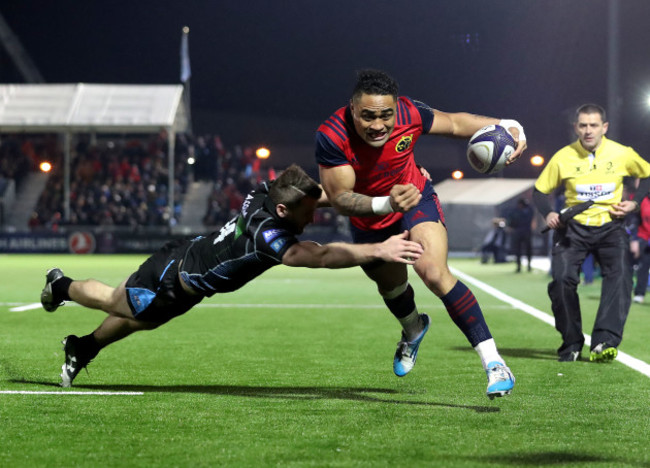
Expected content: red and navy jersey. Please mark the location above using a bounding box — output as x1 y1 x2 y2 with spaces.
316 96 435 231
638 196 650 242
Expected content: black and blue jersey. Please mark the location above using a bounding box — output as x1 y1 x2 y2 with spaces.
125 183 300 322
179 183 299 296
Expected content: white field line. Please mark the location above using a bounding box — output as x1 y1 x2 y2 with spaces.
0 391 143 395
8 303 43 312
450 266 650 378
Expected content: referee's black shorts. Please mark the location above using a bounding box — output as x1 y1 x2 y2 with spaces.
125 240 202 324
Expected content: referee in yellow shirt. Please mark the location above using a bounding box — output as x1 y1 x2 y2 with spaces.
533 104 650 362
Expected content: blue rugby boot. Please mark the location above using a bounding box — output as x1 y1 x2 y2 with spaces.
393 313 430 377
41 268 65 312
485 361 515 399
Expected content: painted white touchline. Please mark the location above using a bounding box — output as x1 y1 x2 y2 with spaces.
9 303 43 312
450 266 650 378
0 391 144 395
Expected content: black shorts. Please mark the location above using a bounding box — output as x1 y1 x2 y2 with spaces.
125 239 202 323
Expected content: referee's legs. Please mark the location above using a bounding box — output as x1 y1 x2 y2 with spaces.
548 235 587 357
591 226 633 349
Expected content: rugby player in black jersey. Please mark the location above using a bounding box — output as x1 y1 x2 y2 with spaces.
40 164 424 387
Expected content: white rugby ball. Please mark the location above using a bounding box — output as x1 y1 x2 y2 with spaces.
466 125 516 175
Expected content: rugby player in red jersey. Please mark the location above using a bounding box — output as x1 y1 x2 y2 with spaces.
316 69 527 398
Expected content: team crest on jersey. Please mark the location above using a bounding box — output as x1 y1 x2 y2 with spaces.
395 134 413 152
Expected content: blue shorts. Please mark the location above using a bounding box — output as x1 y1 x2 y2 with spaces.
350 181 445 270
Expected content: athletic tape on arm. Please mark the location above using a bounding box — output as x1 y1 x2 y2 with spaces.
499 119 526 142
371 196 394 215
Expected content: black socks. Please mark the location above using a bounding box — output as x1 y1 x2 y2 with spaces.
53 276 73 301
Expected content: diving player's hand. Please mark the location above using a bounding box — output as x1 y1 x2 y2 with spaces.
377 231 424 264
417 164 432 181
389 184 422 213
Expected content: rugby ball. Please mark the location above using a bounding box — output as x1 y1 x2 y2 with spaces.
466 125 516 174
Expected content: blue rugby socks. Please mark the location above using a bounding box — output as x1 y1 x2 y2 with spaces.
441 280 492 347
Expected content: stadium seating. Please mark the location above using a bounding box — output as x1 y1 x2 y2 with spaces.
2 131 340 233
30 133 189 230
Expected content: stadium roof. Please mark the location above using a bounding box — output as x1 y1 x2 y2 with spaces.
434 178 536 206
0 83 188 133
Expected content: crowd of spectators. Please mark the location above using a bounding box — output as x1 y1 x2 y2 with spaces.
197 136 338 231
2 131 339 233
30 131 190 231
0 135 39 193
193 135 257 227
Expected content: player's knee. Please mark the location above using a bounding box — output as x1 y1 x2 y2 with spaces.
414 263 450 294
102 287 131 316
134 320 163 331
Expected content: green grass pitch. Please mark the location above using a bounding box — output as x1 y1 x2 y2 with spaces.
1 254 649 467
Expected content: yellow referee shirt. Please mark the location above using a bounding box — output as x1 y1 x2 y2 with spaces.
535 136 650 226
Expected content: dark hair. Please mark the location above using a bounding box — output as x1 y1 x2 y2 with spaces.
268 164 322 209
352 69 399 101
575 103 607 122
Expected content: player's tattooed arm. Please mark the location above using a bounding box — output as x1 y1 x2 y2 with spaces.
332 184 421 216
319 165 375 216
332 191 374 216
318 164 418 217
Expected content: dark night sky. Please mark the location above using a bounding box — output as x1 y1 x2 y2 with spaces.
2 1 650 177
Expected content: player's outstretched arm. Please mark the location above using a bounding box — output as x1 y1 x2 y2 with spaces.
429 110 527 164
281 231 423 269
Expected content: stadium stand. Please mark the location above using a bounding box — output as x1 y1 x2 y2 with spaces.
30 133 190 230
0 134 34 188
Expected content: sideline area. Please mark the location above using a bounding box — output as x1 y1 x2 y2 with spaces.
450 265 650 378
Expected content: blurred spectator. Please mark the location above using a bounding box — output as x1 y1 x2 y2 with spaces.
631 191 650 303
507 198 535 272
581 254 597 285
481 217 508 264
0 135 35 189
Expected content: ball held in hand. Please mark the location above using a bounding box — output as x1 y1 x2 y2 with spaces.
466 125 516 174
